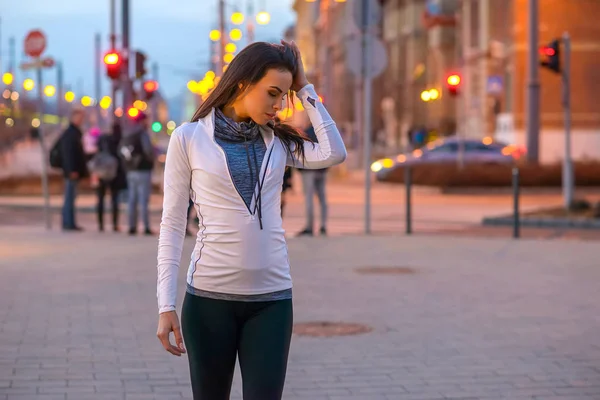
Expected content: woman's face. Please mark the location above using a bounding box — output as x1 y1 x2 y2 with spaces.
238 68 293 126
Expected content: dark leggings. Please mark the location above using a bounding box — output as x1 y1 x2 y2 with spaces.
97 179 120 230
181 292 293 400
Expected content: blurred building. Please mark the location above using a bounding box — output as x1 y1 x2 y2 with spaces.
293 0 600 164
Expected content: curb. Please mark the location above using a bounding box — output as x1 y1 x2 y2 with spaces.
0 203 163 215
482 215 600 229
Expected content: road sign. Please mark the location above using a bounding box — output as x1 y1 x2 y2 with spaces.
353 0 382 28
346 34 387 79
20 57 55 71
24 30 47 58
487 75 504 95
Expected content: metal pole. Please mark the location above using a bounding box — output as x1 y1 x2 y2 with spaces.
247 0 255 45
526 0 540 163
479 0 489 137
405 165 412 235
110 0 117 118
37 65 52 230
562 32 573 210
57 62 64 119
122 0 132 113
9 37 15 81
362 0 373 234
95 33 102 129
218 0 226 76
458 0 471 169
512 167 520 238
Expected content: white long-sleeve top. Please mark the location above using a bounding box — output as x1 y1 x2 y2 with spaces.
156 84 347 314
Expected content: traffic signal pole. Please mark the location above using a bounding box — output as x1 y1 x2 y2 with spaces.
110 0 117 117
122 0 133 123
526 0 540 163
561 32 573 209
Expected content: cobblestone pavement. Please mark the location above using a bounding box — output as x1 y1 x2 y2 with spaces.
1 225 600 400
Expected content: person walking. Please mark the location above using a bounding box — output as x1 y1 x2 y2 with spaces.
94 122 127 232
60 108 88 231
120 112 155 235
156 41 347 400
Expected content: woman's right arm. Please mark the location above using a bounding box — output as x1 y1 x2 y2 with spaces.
156 127 192 315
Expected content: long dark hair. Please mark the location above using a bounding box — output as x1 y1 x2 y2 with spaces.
191 41 309 161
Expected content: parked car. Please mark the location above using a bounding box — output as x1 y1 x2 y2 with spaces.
371 137 525 181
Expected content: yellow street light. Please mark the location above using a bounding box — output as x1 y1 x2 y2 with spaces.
167 121 177 130
99 96 112 110
2 72 14 85
222 65 229 73
231 12 244 25
223 53 235 64
256 11 271 25
44 85 56 97
65 91 75 103
31 118 41 128
429 88 440 100
225 43 237 53
229 28 243 41
420 90 431 102
205 71 216 80
187 80 199 94
81 96 93 107
209 30 221 42
10 91 19 101
5 118 14 127
23 79 35 91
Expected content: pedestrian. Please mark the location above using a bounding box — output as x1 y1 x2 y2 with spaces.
297 124 329 236
119 111 155 236
60 107 88 231
156 40 347 400
93 122 127 232
281 166 293 217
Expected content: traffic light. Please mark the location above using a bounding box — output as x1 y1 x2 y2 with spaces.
446 74 461 96
540 39 561 74
151 121 163 133
104 51 122 80
135 51 147 79
142 80 159 100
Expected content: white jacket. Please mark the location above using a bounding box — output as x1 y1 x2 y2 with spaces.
156 84 347 314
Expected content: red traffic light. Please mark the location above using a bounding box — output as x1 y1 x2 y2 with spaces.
540 46 555 57
104 52 121 66
143 80 159 93
104 51 122 80
447 74 461 87
446 74 461 96
127 107 140 119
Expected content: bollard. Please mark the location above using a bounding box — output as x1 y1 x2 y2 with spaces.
512 167 520 238
405 165 412 235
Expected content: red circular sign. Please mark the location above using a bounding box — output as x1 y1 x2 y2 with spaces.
24 30 47 58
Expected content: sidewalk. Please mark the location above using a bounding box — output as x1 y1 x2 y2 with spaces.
1 227 599 399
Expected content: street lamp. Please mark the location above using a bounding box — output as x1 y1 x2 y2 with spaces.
223 53 235 64
44 85 56 97
256 11 270 25
229 28 242 41
64 91 75 103
209 29 221 42
2 72 13 85
81 96 93 107
23 79 35 91
231 12 244 25
225 43 237 53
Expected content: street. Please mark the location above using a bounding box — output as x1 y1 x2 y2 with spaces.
1 223 600 400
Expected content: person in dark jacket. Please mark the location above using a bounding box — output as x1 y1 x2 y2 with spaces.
96 122 127 232
60 108 88 231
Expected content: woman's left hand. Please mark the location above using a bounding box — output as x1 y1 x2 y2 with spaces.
282 40 309 92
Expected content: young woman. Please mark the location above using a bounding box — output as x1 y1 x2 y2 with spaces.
156 40 346 400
